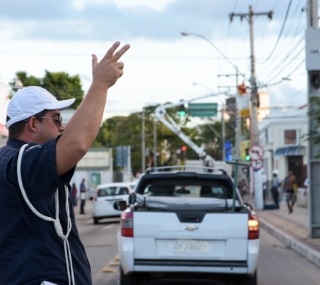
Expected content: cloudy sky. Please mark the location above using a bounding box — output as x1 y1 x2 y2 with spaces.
0 0 309 122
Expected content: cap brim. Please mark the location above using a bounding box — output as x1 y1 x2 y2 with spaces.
47 98 76 110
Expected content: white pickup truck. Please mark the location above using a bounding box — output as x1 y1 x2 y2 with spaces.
114 167 260 285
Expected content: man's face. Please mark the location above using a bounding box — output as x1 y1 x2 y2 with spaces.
288 170 292 176
36 110 64 144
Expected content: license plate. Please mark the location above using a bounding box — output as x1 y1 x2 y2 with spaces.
173 240 208 253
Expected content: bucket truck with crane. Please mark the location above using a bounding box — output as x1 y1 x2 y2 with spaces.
154 93 232 176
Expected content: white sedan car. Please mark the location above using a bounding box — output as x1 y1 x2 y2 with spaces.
93 182 136 224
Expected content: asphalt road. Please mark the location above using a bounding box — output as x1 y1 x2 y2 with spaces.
75 206 320 285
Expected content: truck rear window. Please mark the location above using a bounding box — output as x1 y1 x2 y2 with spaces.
141 183 228 199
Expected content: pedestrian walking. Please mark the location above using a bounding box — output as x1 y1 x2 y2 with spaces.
261 169 267 203
0 41 130 284
283 170 298 214
271 169 281 208
80 178 87 214
70 183 78 207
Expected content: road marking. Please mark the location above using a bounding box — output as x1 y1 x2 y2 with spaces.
108 261 120 266
101 268 116 273
92 254 119 281
103 224 114 230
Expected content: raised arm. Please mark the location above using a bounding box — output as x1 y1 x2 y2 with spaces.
56 42 130 176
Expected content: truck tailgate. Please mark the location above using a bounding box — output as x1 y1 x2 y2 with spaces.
133 212 248 261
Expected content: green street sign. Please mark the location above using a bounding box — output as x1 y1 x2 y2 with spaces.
188 103 218 117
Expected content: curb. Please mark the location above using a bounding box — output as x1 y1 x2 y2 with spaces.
259 217 320 268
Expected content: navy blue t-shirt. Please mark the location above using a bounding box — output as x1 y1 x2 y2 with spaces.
0 137 92 285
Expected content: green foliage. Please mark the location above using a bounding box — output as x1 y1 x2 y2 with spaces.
306 96 320 158
93 104 199 174
10 71 84 109
198 117 250 160
12 71 41 86
93 102 251 174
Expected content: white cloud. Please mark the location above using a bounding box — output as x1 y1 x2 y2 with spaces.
72 0 175 11
0 0 309 123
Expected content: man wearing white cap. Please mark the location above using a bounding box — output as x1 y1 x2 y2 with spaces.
0 42 130 285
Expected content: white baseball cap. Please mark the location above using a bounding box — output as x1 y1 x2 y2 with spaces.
6 86 75 128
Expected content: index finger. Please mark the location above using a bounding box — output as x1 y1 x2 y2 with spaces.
112 44 130 61
104 41 121 59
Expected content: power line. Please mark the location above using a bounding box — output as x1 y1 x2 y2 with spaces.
276 87 306 104
259 0 293 64
257 4 305 78
235 29 249 67
259 34 304 80
256 18 271 51
233 0 239 12
271 0 303 53
254 0 260 9
272 0 281 10
223 0 239 62
262 115 306 119
258 105 306 109
264 45 304 84
0 49 304 62
284 58 305 78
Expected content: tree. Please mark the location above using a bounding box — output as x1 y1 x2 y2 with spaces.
306 97 320 157
93 104 199 175
10 71 84 109
199 117 250 160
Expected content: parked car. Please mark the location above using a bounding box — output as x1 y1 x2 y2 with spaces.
114 167 259 285
89 182 136 200
93 182 136 224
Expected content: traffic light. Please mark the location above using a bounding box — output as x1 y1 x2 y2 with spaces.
245 148 251 161
181 146 187 152
238 84 247 95
179 100 186 117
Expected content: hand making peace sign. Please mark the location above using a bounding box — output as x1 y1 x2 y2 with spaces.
92 41 130 89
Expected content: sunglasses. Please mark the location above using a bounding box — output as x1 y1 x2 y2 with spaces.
38 116 63 126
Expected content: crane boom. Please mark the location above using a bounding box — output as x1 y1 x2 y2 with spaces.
154 92 226 163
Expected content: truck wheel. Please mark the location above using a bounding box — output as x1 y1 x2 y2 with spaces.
93 217 99 225
120 265 134 285
244 270 257 285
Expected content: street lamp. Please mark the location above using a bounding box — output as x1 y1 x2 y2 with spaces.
181 31 239 72
192 82 224 104
182 31 243 161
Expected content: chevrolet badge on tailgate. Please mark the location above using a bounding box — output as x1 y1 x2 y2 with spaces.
184 225 199 231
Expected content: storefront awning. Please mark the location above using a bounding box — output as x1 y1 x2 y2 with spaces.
274 146 305 156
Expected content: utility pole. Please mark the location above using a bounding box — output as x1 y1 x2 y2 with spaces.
153 117 157 168
306 0 320 238
141 109 145 172
229 6 273 210
221 104 226 161
217 67 244 160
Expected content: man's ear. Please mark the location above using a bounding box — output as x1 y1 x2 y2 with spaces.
27 117 38 133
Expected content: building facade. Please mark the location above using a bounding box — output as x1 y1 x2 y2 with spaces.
259 107 308 189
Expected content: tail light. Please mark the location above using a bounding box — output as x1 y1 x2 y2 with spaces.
121 211 134 237
248 213 259 240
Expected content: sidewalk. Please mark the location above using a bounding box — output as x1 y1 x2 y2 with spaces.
256 201 320 268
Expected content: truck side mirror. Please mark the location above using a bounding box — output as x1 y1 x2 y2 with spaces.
128 193 136 204
243 202 253 211
113 201 127 211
